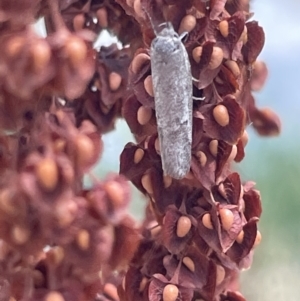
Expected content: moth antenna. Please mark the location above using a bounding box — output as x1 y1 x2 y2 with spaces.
141 4 158 36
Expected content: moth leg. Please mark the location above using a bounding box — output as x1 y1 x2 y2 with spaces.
192 76 199 82
193 96 206 101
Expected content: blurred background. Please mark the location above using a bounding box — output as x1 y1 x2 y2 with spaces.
37 1 300 300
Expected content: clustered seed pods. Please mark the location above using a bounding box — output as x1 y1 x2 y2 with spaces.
0 0 280 301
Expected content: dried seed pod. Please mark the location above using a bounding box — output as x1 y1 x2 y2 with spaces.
219 20 229 37
162 284 179 301
196 151 207 166
209 140 218 157
139 277 148 292
163 175 172 188
36 158 58 191
104 283 119 301
97 8 108 28
154 138 160 153
131 53 150 73
236 230 244 244
219 208 234 231
254 230 262 247
30 40 51 72
183 256 195 272
178 15 197 35
241 130 249 146
208 47 223 69
65 36 87 67
109 72 122 91
133 0 143 18
137 106 153 125
73 13 85 31
192 46 203 63
104 181 124 207
213 105 230 127
45 291 65 301
144 75 154 96
216 265 225 285
76 229 90 250
134 148 144 164
227 145 237 162
225 60 241 78
202 213 213 229
141 174 153 194
11 226 30 245
6 36 25 57
75 135 95 166
176 216 192 237
240 25 248 44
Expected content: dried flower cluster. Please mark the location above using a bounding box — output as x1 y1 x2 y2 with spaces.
0 1 280 301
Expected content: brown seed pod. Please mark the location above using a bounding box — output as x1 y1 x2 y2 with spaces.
104 181 124 207
6 36 25 57
227 145 237 162
183 256 195 272
209 140 218 157
202 213 213 229
219 20 229 37
178 15 197 35
224 60 241 78
254 230 262 247
36 158 58 191
192 46 203 63
76 229 90 250
154 138 160 153
134 148 144 164
137 106 153 125
75 135 95 166
176 216 192 237
131 53 150 73
144 75 154 96
219 208 234 231
97 8 108 28
236 230 244 244
65 36 87 67
104 283 119 301
163 175 172 188
139 277 148 292
45 291 65 301
213 105 230 127
216 265 225 285
109 72 122 91
11 226 30 245
208 47 223 69
196 151 207 166
30 40 51 72
141 173 153 194
162 284 179 301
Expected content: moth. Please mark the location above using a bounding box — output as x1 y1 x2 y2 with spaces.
150 22 193 179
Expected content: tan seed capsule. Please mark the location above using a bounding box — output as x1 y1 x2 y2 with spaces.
209 140 218 157
218 183 227 199
254 230 262 247
104 283 119 301
75 135 95 166
73 13 85 31
141 174 153 194
196 151 207 167
97 8 108 28
0 189 15 215
219 20 229 37
236 230 244 244
241 130 249 146
131 53 150 73
224 60 240 78
65 36 87 67
216 265 225 285
192 46 203 63
137 106 153 125
208 47 223 69
240 25 248 44
36 158 58 191
219 208 234 231
176 216 192 237
134 148 144 164
12 226 30 245
31 40 51 72
213 105 230 127
202 213 213 229
104 181 123 207
139 277 148 292
178 15 197 35
154 138 160 153
109 72 122 91
6 36 24 57
44 291 65 301
183 256 195 272
133 0 143 18
163 175 172 188
162 284 179 301
76 229 90 250
227 145 237 162
144 75 154 97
